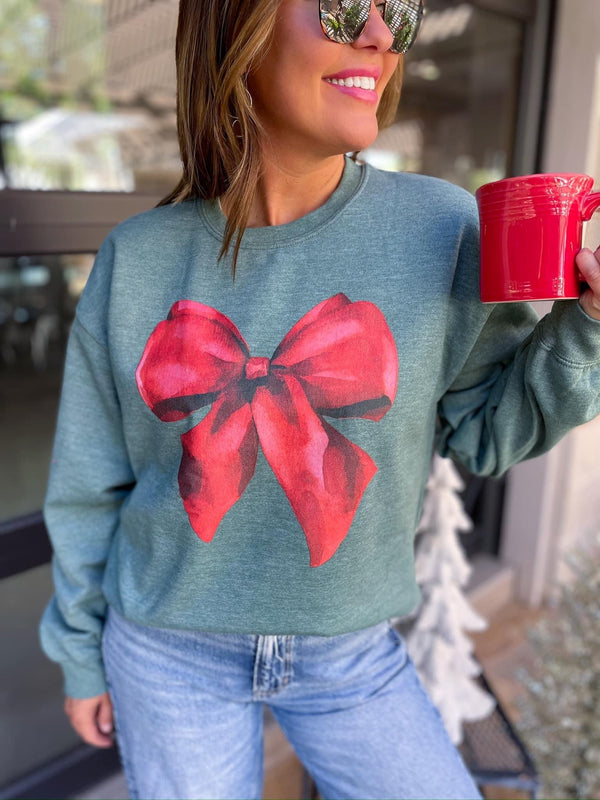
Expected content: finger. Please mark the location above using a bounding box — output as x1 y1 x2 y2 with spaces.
575 248 600 320
576 247 600 289
97 693 114 736
65 696 114 748
74 709 114 748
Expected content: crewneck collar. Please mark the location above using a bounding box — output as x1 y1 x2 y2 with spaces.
200 155 367 249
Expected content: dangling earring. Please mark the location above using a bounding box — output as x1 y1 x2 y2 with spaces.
243 79 253 108
230 78 253 129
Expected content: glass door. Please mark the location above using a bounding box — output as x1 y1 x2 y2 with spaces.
0 0 178 792
0 0 551 794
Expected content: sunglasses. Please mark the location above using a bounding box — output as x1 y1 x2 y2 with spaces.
319 0 424 54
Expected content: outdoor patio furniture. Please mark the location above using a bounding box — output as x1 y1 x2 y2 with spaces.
458 670 540 799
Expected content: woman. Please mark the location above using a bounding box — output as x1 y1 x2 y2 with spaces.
40 0 600 798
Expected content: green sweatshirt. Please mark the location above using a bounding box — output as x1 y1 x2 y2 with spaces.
39 155 600 698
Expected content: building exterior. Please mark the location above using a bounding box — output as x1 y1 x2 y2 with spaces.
501 0 600 608
1 0 599 795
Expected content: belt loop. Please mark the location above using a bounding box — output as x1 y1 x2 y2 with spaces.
270 635 284 663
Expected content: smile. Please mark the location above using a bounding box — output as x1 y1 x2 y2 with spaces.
324 76 376 90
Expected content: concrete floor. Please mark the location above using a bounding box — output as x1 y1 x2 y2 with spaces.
78 771 129 800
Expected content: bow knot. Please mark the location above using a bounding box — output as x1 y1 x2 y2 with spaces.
245 356 270 381
136 294 398 566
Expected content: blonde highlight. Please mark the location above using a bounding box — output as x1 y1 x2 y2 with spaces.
157 0 404 276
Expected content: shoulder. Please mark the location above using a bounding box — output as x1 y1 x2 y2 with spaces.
107 199 200 249
355 164 482 302
76 200 199 340
81 200 199 279
86 199 199 279
360 163 478 228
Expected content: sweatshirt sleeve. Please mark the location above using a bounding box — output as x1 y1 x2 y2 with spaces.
435 196 600 477
39 310 135 699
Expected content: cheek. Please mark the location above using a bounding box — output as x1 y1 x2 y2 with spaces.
251 67 316 132
252 16 327 107
274 4 338 83
259 56 331 122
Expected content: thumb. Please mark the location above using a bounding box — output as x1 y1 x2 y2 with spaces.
576 246 600 289
575 246 600 319
96 692 114 735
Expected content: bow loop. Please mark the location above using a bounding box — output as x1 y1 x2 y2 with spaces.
272 294 398 420
136 301 249 422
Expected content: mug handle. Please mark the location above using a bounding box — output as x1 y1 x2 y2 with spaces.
581 191 600 221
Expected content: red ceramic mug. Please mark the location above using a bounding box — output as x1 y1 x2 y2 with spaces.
476 173 600 303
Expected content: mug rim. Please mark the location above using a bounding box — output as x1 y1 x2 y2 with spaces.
476 173 594 197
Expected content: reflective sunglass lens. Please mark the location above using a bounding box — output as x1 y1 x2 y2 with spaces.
320 0 371 44
385 0 424 54
319 0 424 53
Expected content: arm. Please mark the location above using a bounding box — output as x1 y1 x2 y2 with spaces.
436 213 600 477
39 315 134 699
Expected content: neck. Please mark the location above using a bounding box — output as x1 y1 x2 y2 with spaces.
221 148 347 228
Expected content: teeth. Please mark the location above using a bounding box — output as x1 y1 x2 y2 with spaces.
325 76 376 90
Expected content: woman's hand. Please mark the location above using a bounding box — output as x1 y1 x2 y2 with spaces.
576 245 600 321
64 692 115 748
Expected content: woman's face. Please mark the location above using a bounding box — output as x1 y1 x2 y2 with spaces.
247 0 400 160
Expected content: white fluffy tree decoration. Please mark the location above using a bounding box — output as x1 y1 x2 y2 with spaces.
405 454 497 744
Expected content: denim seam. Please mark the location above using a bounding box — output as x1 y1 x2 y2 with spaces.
103 625 140 800
283 635 293 686
112 710 140 800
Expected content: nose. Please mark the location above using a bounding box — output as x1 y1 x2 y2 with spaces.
353 1 394 52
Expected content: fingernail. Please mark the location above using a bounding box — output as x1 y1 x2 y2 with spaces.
99 723 113 734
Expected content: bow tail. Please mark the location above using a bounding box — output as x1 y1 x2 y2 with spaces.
179 390 258 541
253 375 377 567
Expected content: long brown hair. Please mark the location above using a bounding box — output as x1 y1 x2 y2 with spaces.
157 0 404 276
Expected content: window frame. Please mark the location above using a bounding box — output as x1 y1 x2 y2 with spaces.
0 0 554 577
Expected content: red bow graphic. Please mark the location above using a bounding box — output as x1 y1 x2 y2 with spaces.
136 294 398 566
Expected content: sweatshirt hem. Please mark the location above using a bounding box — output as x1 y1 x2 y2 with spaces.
103 587 422 639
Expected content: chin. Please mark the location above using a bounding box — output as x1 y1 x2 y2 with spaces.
342 128 380 154
351 117 380 149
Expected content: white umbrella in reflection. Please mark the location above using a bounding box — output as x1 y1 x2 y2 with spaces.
8 107 149 190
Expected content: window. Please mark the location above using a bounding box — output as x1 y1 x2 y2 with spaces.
362 1 526 190
1 0 181 195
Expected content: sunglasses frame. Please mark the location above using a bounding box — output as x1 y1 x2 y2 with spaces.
319 0 425 55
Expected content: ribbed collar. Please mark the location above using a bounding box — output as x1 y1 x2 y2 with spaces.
199 155 367 249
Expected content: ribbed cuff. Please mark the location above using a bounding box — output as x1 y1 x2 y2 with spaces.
62 661 108 699
539 300 600 367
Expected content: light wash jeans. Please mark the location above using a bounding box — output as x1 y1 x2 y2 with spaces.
102 605 483 800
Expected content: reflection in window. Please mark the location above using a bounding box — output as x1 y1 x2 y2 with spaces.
0 253 94 520
1 0 525 196
0 0 181 193
362 1 524 191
